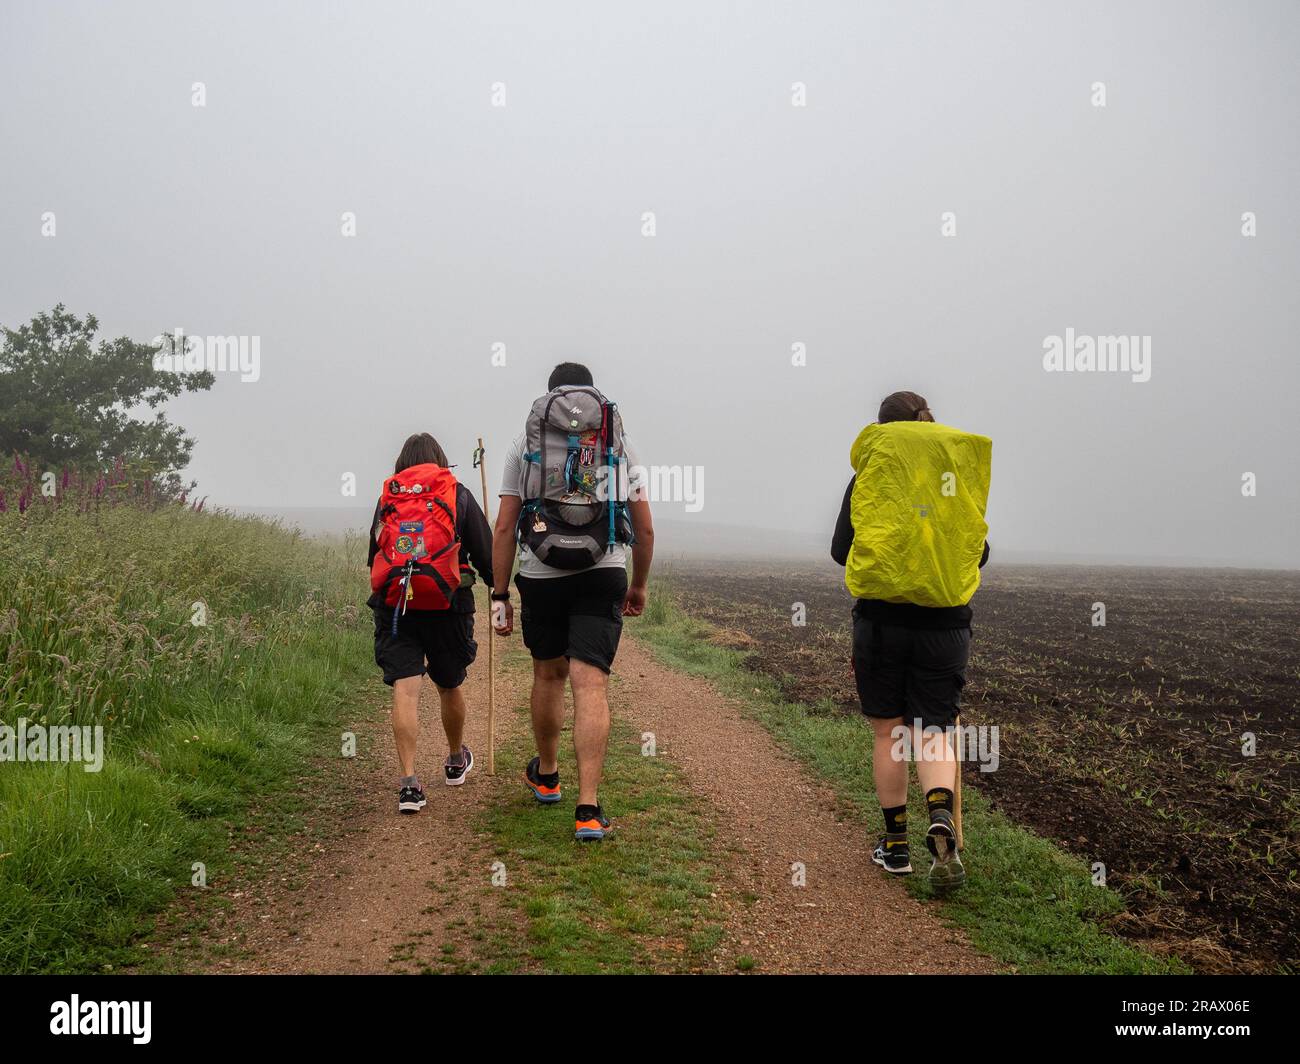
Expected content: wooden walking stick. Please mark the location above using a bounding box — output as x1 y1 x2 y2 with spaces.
953 714 963 850
473 438 495 775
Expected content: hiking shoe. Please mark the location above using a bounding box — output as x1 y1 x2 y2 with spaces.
574 804 611 842
444 745 474 787
872 832 913 875
524 756 562 804
397 784 427 815
926 810 965 894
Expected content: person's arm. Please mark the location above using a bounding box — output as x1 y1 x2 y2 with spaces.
830 476 855 566
456 484 494 587
489 434 527 634
491 495 522 634
623 499 654 616
365 500 381 569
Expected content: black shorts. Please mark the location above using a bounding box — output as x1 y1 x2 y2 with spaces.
851 615 971 730
515 568 627 673
372 607 476 688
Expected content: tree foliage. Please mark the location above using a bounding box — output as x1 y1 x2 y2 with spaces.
0 305 213 491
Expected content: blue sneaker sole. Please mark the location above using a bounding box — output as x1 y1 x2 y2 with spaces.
524 770 562 804
574 828 606 841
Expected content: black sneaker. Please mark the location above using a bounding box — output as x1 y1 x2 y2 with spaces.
524 756 562 804
926 809 965 893
444 745 474 787
398 784 427 814
574 803 611 841
872 832 913 875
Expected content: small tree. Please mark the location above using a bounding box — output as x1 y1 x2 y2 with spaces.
0 305 214 495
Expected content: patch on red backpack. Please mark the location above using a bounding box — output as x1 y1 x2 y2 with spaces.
369 463 461 610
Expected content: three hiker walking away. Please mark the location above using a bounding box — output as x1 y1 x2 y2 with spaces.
831 390 992 893
361 376 992 896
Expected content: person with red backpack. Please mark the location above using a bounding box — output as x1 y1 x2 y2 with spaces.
368 432 494 814
490 362 655 842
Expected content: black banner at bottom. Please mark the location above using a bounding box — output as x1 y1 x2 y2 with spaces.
1 974 1285 1051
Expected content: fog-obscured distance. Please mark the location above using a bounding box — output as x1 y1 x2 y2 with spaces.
3 1 1297 567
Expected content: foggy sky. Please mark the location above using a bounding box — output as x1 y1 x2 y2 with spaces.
3 0 1298 567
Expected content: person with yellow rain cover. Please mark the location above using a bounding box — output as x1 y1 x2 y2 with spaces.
830 391 992 894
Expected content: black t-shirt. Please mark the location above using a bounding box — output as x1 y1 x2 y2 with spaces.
830 475 989 629
367 481 494 614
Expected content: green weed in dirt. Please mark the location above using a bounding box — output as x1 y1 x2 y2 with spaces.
471 652 724 974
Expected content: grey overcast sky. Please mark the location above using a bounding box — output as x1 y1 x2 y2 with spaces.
2 0 1297 566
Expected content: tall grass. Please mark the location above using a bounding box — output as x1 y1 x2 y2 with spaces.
0 500 371 973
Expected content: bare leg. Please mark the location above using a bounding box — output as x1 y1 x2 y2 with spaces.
392 675 423 779
915 722 957 795
569 659 610 808
869 715 908 808
531 657 568 775
436 683 467 756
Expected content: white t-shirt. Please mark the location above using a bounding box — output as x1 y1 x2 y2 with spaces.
499 432 643 579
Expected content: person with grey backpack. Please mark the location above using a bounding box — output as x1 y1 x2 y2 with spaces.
490 362 655 841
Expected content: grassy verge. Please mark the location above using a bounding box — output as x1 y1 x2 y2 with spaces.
0 505 373 973
469 649 725 974
630 584 1189 975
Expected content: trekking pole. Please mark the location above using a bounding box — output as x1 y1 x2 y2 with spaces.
602 402 617 553
953 714 964 850
392 560 414 637
473 437 496 775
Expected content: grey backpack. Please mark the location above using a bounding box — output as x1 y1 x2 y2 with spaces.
517 386 633 569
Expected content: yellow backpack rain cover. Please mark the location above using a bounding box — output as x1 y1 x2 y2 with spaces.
845 421 992 608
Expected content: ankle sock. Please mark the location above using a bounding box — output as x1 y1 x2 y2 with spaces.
400 774 420 790
925 787 954 817
882 804 908 835
536 765 559 786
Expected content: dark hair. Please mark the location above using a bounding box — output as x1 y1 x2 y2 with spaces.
394 432 449 473
877 390 934 424
548 361 594 390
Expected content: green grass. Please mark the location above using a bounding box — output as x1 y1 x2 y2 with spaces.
0 504 373 973
472 653 724 974
0 499 1188 975
631 583 1189 975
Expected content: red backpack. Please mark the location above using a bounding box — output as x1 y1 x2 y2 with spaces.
369 463 462 614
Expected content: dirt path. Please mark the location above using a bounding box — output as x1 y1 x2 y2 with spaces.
183 629 990 974
613 635 995 974
223 648 525 974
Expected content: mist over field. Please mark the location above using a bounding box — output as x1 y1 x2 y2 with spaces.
3 0 1299 567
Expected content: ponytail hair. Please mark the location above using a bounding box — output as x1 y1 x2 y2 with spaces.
878 390 934 424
